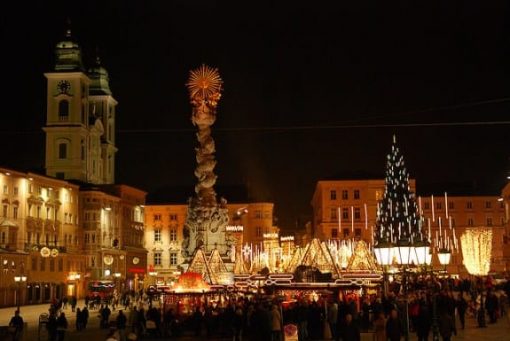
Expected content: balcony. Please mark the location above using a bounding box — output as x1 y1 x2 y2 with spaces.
26 217 43 230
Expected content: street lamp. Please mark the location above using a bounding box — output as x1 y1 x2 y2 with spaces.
374 239 394 297
428 247 451 341
437 248 451 272
14 275 27 312
395 238 415 341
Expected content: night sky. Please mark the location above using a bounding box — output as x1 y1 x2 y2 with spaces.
1 1 510 230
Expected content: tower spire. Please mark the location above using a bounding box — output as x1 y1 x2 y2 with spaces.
65 17 72 38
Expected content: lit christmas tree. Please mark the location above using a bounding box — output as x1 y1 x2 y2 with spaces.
375 136 424 245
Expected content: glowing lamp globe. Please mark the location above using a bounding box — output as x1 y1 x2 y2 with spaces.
373 241 394 266
437 249 451 266
396 239 414 265
413 241 430 266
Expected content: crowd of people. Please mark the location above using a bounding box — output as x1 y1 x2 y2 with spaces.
4 275 509 341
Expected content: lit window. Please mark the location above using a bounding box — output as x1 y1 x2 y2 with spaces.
170 252 178 266
154 252 162 266
154 229 161 242
169 228 177 241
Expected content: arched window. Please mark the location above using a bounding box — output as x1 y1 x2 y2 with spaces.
58 100 69 121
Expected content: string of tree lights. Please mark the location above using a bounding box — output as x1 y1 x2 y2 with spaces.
374 136 426 246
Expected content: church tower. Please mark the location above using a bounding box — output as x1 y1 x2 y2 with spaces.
88 54 117 184
43 26 117 184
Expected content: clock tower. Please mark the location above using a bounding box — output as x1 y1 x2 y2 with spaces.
43 27 117 184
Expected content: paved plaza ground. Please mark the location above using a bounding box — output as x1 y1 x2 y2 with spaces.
0 300 508 340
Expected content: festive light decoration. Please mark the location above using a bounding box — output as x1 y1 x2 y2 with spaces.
461 228 492 276
299 238 340 277
186 64 223 99
374 136 424 245
346 240 378 271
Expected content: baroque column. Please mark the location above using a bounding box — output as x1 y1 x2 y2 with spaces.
181 65 232 259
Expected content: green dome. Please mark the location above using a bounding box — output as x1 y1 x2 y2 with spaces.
54 29 84 71
88 56 112 95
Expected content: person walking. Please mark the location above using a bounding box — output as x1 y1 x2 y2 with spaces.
438 310 455 341
328 302 338 340
372 312 386 341
457 294 468 329
386 309 403 341
47 312 58 341
75 308 83 331
8 310 24 341
271 304 283 341
82 306 89 330
339 314 360 341
56 312 68 341
117 310 127 341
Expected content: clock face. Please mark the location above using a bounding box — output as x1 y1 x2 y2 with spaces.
132 257 140 265
57 80 71 94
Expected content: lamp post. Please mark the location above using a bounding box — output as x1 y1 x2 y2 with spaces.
14 275 27 312
373 239 394 297
430 247 451 341
396 238 415 341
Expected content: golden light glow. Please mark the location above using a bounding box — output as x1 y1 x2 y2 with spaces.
460 228 492 276
186 64 222 99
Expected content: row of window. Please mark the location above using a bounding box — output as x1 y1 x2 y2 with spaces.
329 207 362 221
330 190 361 201
1 184 68 200
2 203 76 223
422 201 504 210
26 232 78 247
153 228 178 242
331 228 362 239
153 214 179 221
30 256 84 273
153 251 179 266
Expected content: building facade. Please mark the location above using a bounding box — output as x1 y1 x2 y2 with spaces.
311 179 506 276
311 180 416 242
43 28 117 184
0 167 84 307
144 202 277 285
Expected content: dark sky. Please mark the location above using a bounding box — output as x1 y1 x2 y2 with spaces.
1 1 510 230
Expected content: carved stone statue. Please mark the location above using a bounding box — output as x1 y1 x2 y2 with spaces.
182 65 231 259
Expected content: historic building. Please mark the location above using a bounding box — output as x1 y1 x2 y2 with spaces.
0 167 84 307
144 202 277 285
311 179 507 275
79 184 147 292
311 179 416 242
43 27 117 185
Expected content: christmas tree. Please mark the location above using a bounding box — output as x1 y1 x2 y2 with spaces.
375 136 424 245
